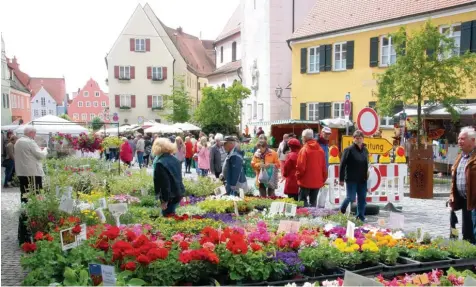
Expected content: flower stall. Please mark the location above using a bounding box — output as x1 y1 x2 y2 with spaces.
17 157 476 286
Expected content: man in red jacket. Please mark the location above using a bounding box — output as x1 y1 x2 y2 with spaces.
296 129 328 207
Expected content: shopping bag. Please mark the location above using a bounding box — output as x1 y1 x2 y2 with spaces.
258 168 269 184
317 188 328 208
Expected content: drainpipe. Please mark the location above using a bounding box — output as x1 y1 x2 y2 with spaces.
172 59 176 87
292 0 295 33
237 67 243 82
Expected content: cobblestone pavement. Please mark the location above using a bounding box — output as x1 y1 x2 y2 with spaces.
1 187 27 286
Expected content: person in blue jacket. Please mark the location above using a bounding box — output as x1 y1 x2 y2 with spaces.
316 127 332 169
222 136 247 196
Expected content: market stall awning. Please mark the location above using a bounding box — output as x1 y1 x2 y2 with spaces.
394 104 476 117
144 123 182 134
172 122 201 131
319 118 353 128
95 124 139 136
248 119 319 126
15 115 88 135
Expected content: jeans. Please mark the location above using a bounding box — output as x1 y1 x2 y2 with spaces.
3 159 14 187
288 194 299 201
200 169 209 177
137 151 144 168
144 154 150 167
340 181 367 221
162 201 180 217
299 187 319 207
185 158 192 173
109 148 118 161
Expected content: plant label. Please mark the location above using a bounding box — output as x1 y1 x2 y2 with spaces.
290 221 301 233
89 264 116 286
346 221 355 240
98 198 107 209
389 212 404 230
284 203 297 217
56 186 61 198
234 201 239 216
140 188 147 196
59 195 74 214
114 215 121 227
464 276 476 286
60 224 86 251
343 271 383 286
76 224 87 244
95 208 106 223
277 220 292 233
108 203 128 217
66 186 73 196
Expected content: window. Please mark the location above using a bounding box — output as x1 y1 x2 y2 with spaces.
34 110 39 117
152 67 163 80
41 97 46 106
81 114 87 120
49 110 54 115
95 91 100 97
440 24 461 57
247 104 252 120
73 113 79 120
253 101 257 119
86 101 91 107
78 101 83 107
101 101 106 107
90 113 95 120
92 101 97 107
380 36 396 66
119 66 131 79
258 103 264 120
152 95 163 108
308 46 320 73
381 117 395 128
20 98 24 109
308 103 319 121
41 110 47 116
120 95 131 107
84 91 89 97
220 46 223 63
232 42 237 62
11 95 16 108
4 93 9 108
333 42 347 71
333 102 345 119
135 39 145 52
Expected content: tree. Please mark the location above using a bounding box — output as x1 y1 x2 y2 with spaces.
161 76 192 123
58 114 71 121
194 82 251 134
90 117 104 131
374 21 476 146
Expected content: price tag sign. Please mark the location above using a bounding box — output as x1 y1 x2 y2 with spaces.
389 212 404 230
108 203 128 217
346 221 355 240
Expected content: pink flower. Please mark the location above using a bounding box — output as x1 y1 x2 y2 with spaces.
202 242 215 251
171 234 184 242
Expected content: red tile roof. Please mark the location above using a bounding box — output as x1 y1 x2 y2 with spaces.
29 77 66 105
7 57 30 88
208 60 242 77
291 0 476 41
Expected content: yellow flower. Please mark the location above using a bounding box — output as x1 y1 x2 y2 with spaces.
348 238 356 244
344 247 354 253
335 238 344 244
351 244 360 251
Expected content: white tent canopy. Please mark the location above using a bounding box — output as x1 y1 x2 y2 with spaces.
15 115 88 135
394 104 476 117
1 124 21 131
172 122 201 131
320 118 353 129
95 124 139 136
144 123 182 134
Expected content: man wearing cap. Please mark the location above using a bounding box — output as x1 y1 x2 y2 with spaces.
222 136 247 196
317 127 332 169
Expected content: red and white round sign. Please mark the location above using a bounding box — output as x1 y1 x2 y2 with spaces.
357 107 379 136
368 166 381 192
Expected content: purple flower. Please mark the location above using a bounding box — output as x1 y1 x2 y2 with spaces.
202 213 236 224
272 251 305 274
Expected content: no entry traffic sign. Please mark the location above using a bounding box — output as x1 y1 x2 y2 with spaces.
357 107 379 136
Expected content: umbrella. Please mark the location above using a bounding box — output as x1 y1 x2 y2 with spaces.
172 122 201 131
15 115 88 135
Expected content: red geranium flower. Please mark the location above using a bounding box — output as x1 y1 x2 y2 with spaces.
112 240 133 252
125 230 137 242
179 241 190 250
250 243 262 252
122 261 136 271
147 248 169 260
101 226 120 240
96 239 109 251
45 234 54 242
137 254 151 265
21 242 37 253
132 234 150 248
34 231 44 241
72 224 82 235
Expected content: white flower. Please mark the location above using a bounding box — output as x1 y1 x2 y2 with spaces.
283 283 297 287
303 282 316 287
321 280 339 287
324 223 334 231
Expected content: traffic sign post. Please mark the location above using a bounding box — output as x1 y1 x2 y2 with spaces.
344 93 351 135
341 136 393 154
357 107 379 136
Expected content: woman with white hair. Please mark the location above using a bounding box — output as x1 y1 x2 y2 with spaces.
152 138 185 216
209 133 225 178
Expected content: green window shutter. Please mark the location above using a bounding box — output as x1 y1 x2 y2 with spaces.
319 46 326 72
318 103 325 120
346 41 355 69
324 102 332 118
300 103 307 120
300 48 307 73
471 21 476 53
325 45 332 71
369 37 379 67
460 21 472 54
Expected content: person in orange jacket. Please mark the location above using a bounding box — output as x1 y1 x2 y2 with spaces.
296 129 328 207
251 140 280 197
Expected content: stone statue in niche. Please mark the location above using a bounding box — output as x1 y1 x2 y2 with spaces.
251 59 259 91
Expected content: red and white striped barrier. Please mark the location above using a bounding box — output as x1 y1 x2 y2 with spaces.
326 163 408 205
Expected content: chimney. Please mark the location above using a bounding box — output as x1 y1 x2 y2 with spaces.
11 56 18 69
177 27 183 34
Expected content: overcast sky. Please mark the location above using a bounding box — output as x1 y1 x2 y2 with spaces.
0 0 239 97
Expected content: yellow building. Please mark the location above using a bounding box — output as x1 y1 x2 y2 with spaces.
288 1 476 140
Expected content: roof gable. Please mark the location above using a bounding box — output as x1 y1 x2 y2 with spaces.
143 3 215 77
291 0 476 41
32 86 55 102
29 77 65 105
215 4 242 43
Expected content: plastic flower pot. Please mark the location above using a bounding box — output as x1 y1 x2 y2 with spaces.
342 263 384 276
451 257 476 267
417 258 454 269
381 256 421 272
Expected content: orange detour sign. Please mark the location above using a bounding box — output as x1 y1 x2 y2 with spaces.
395 146 406 163
379 152 391 164
328 145 340 164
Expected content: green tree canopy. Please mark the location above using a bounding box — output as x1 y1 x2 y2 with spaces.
58 114 71 121
90 117 104 131
161 76 192 123
374 21 476 146
194 82 251 134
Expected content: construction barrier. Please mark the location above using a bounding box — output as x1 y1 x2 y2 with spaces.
326 163 408 205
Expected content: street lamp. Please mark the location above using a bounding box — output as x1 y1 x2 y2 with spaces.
275 86 283 98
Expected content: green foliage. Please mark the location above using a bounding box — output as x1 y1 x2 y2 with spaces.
408 246 450 262
379 246 399 266
90 117 104 131
162 76 192 123
183 177 221 197
58 114 71 121
374 20 476 145
194 82 251 133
